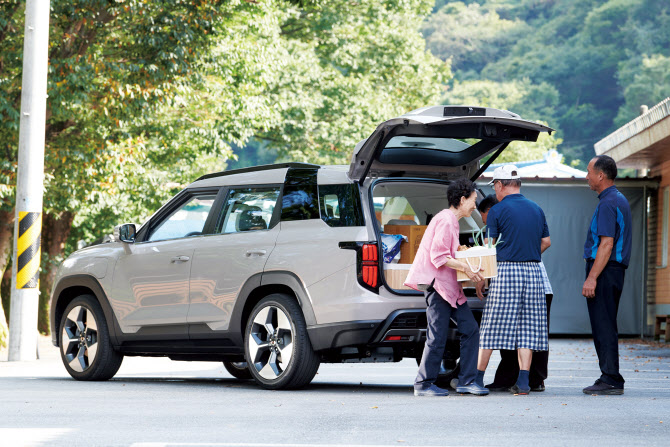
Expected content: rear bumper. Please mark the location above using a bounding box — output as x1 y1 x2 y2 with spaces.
307 320 383 351
307 305 484 352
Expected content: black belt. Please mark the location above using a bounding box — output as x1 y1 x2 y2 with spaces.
585 259 627 269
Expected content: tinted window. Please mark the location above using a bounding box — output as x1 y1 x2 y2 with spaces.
318 184 364 227
216 187 280 234
148 194 217 241
281 168 319 221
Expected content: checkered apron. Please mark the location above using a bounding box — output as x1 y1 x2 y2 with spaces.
479 262 548 351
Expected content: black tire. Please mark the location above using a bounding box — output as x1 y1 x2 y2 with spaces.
415 348 461 389
223 361 253 380
435 359 461 389
244 293 320 389
59 294 123 381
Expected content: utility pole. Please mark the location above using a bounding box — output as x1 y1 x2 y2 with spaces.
8 0 51 361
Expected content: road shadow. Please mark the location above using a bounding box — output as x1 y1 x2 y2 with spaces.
29 375 415 394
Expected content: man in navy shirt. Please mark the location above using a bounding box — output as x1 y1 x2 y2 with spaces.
582 155 631 395
477 195 554 393
476 165 552 395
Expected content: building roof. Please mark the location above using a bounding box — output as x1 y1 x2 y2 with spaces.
480 150 587 179
594 97 670 169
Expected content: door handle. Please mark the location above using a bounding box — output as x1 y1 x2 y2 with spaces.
170 256 190 263
245 250 267 257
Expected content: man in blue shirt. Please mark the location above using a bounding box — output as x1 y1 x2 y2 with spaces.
476 165 552 395
582 155 631 395
477 195 554 393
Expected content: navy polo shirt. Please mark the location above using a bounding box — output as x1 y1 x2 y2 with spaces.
583 186 632 267
487 194 549 262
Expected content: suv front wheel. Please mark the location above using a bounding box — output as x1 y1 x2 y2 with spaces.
244 294 320 389
59 295 123 381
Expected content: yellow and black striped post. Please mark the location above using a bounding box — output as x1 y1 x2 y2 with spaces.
8 0 50 361
16 211 41 289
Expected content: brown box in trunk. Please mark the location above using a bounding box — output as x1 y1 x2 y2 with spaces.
383 224 428 264
384 264 412 290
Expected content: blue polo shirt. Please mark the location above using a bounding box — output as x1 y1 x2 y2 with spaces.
583 185 632 267
487 194 549 262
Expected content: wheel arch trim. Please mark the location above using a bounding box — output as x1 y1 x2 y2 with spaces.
228 271 317 346
50 274 120 347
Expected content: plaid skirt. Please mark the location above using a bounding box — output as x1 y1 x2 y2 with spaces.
479 262 548 351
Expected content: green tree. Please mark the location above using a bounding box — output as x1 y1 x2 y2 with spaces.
614 54 670 126
422 1 526 76
0 0 449 341
423 0 670 169
254 0 451 164
1 0 240 334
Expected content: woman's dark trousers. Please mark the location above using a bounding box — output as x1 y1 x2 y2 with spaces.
414 287 479 390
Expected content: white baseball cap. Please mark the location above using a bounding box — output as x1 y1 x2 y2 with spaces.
487 164 520 185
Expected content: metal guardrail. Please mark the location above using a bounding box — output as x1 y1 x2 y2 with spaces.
595 97 670 154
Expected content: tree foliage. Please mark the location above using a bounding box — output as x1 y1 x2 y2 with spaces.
0 0 448 336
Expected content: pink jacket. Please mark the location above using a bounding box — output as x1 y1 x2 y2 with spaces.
404 209 466 308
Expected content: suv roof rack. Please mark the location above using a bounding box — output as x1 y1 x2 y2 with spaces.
195 162 321 181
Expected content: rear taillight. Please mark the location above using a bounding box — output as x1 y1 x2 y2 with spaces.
361 243 378 288
338 241 380 292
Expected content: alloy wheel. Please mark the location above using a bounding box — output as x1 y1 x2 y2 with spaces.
247 305 294 380
61 306 98 373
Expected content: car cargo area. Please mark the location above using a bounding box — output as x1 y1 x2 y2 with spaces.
372 180 484 292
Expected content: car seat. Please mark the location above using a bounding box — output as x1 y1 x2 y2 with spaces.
237 206 267 231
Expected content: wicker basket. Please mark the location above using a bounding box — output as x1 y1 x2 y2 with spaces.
454 246 497 282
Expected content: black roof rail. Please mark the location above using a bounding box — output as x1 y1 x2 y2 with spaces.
195 162 321 182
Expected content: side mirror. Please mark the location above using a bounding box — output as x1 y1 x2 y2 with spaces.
113 223 137 243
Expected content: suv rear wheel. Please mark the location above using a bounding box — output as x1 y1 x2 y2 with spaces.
244 294 320 389
59 295 123 381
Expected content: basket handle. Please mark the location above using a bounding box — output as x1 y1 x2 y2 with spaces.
465 256 482 273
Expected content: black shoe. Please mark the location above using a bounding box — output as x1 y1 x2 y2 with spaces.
582 379 624 395
530 382 545 392
485 382 510 392
510 383 530 395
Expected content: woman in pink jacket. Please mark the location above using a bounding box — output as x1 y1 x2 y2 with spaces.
405 178 488 397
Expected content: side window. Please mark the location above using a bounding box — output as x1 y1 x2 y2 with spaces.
318 184 364 227
148 194 217 242
216 187 280 234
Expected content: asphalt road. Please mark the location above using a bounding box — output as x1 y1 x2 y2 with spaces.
1 337 669 447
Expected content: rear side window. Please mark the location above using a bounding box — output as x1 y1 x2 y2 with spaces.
318 184 364 227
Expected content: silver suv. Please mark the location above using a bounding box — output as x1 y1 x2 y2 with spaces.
50 106 551 389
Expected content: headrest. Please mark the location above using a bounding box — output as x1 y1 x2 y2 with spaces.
237 206 267 231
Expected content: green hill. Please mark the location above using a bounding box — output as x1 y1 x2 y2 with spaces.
423 0 670 168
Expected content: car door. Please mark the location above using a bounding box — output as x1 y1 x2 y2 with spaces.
110 190 219 337
187 186 281 335
349 105 554 182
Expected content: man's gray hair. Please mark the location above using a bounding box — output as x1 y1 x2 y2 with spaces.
499 179 521 187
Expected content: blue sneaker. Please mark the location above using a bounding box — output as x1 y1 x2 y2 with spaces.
414 384 449 397
456 382 490 395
